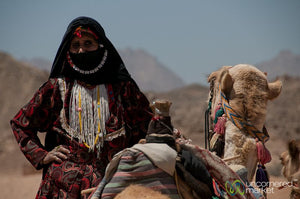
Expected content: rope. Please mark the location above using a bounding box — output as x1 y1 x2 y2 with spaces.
205 100 212 150
174 169 184 199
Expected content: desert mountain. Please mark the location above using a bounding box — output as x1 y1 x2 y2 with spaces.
257 50 300 81
21 57 52 72
119 48 185 92
23 48 185 92
0 52 48 134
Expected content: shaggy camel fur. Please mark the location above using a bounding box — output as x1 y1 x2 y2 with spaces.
280 140 300 199
208 64 282 182
83 185 171 199
114 185 171 199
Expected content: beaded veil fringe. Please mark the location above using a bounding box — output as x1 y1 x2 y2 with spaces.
58 78 110 155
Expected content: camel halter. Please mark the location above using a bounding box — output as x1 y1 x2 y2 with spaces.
204 86 270 149
220 91 269 143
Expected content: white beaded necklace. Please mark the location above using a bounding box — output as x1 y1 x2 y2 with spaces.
66 49 108 75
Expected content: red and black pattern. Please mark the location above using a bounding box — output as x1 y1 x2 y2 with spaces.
36 143 105 199
10 78 151 199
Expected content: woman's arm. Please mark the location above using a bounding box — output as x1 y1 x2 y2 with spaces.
10 79 61 169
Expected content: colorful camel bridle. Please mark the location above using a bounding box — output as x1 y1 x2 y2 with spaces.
220 91 270 143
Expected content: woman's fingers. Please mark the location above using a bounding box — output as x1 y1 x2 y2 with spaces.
42 152 56 165
54 151 68 161
55 145 71 155
42 145 70 165
52 146 70 162
52 152 63 163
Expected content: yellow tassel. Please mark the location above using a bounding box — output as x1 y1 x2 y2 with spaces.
97 86 101 132
83 86 102 149
78 90 82 133
83 142 91 149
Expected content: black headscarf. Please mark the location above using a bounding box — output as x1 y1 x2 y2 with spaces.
49 16 132 85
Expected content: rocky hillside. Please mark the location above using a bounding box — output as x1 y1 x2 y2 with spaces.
0 52 48 135
119 48 185 92
257 50 300 80
266 75 300 139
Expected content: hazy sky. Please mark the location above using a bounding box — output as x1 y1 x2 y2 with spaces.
1 0 300 85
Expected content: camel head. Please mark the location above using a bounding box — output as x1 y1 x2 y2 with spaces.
207 64 282 181
208 64 282 132
280 140 300 181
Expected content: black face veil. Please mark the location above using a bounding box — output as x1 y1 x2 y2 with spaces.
49 16 133 85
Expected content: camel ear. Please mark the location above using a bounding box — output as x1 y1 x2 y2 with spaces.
268 79 282 100
220 69 233 99
288 140 299 160
280 151 289 165
208 71 218 84
208 66 232 84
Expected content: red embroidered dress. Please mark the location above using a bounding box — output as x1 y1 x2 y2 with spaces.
11 77 151 198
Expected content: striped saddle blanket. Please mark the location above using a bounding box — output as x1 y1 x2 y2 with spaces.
91 142 257 199
91 143 180 199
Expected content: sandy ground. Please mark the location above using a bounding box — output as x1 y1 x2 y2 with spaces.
0 173 291 199
266 176 291 199
0 173 41 199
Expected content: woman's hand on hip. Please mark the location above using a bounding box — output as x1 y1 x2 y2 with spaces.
42 145 70 165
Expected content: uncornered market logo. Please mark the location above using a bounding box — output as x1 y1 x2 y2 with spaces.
225 180 246 196
225 180 294 196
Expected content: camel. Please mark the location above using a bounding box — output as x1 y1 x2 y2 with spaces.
84 99 257 199
280 140 300 199
207 64 282 183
